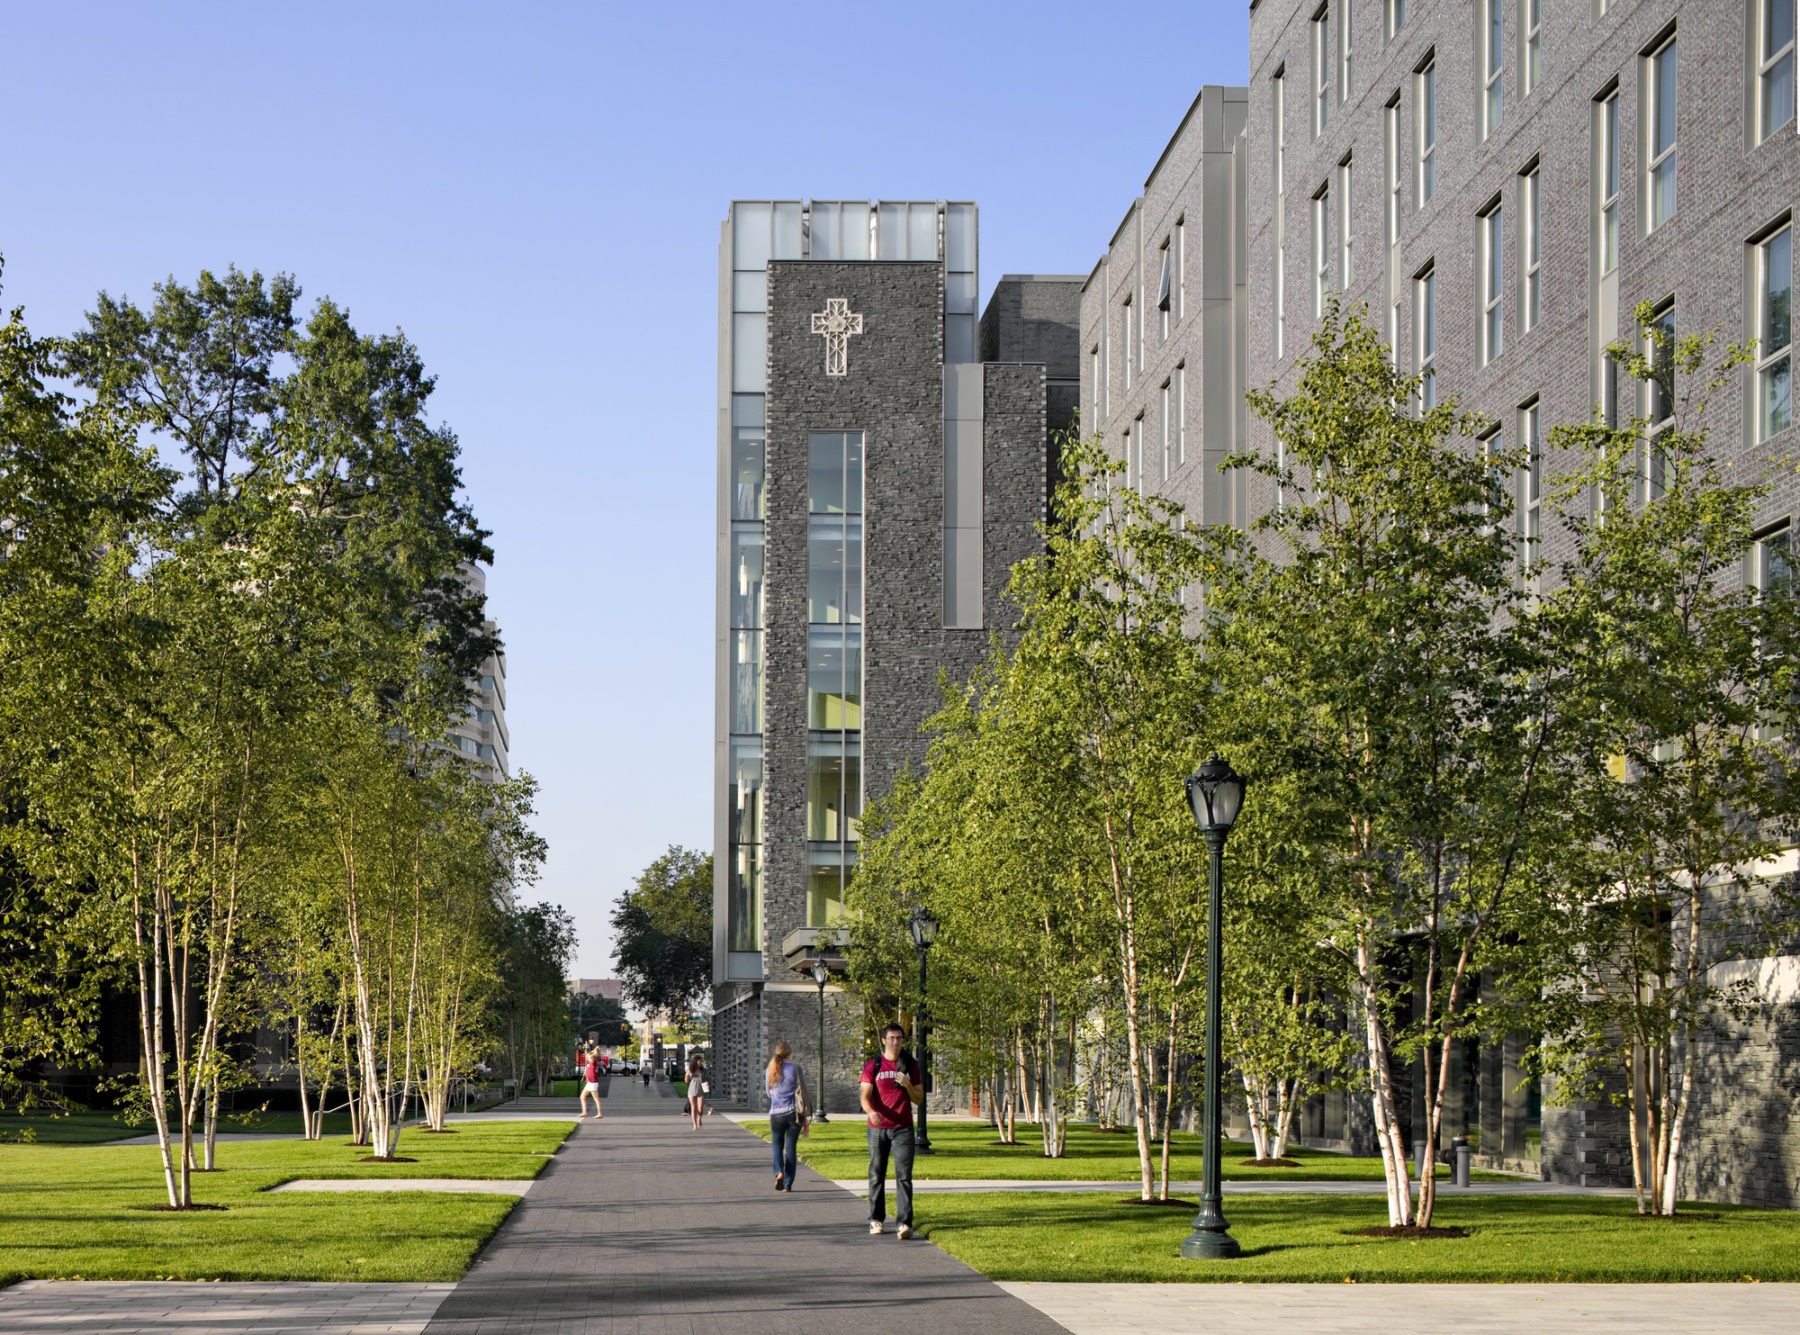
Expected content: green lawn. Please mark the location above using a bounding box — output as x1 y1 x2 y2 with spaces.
0 1119 571 1284
917 1191 1800 1283
0 1111 370 1145
744 1119 1508 1182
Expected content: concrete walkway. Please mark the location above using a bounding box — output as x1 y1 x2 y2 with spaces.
419 1078 1065 1335
0 1280 453 1333
828 1177 1635 1196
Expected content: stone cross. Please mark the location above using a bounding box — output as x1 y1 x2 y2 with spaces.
811 298 864 377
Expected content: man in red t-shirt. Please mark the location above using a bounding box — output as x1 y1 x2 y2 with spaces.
860 1022 923 1239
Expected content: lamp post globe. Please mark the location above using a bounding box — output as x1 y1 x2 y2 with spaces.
907 906 939 1153
810 957 831 1123
1181 755 1247 1261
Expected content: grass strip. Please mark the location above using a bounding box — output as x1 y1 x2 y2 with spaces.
744 1119 1511 1183
0 1119 572 1284
914 1191 1800 1283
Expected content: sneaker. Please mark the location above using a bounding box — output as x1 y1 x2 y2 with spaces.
868 1221 884 1235
775 1176 785 1192
896 1224 914 1241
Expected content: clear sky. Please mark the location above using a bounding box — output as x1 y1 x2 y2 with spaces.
2 1 1250 979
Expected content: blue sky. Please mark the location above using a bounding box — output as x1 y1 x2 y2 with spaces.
2 2 1250 979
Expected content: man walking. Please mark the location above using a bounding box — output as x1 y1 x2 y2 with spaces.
860 1022 923 1239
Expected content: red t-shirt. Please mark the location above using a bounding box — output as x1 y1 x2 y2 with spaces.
584 1057 599 1083
861 1055 921 1129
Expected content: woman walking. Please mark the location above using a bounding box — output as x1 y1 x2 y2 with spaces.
578 1043 604 1121
766 1040 807 1191
686 1054 709 1130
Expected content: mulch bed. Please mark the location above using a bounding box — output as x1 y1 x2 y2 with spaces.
1240 1157 1301 1168
1119 1197 1197 1208
356 1155 419 1164
1344 1225 1468 1239
131 1203 229 1212
417 1129 460 1135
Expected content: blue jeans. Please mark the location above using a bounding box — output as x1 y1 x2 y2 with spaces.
867 1124 915 1226
771 1111 800 1185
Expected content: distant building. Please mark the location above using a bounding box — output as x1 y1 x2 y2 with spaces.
571 978 622 1001
446 562 509 778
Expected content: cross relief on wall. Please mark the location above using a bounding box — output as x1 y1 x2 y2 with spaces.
811 298 864 377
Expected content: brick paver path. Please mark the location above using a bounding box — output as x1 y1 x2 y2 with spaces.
0 1279 453 1333
421 1078 1066 1335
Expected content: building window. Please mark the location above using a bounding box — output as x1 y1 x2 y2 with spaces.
1600 90 1620 274
1160 381 1172 482
1341 0 1354 99
1386 96 1402 250
1387 0 1406 40
1640 302 1674 504
1090 345 1101 424
1158 242 1172 340
1523 162 1542 331
1520 399 1542 576
1134 418 1147 494
1417 265 1438 409
1123 296 1134 390
1754 523 1793 599
1314 6 1331 135
1275 70 1288 358
1417 57 1437 205
1339 156 1355 288
1314 185 1331 317
1175 217 1186 320
1482 201 1505 365
1175 363 1186 465
1761 0 1796 141
1484 0 1504 137
807 430 864 929
1479 426 1504 532
1758 224 1793 440
1524 0 1542 96
1647 36 1678 232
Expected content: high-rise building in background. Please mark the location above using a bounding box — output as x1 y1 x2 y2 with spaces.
710 199 1080 1107
448 561 509 779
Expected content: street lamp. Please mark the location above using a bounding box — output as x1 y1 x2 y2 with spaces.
810 956 832 1123
907 906 940 1154
1181 755 1248 1261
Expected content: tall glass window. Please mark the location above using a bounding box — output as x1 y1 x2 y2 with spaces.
1314 6 1331 135
1600 91 1621 274
1519 400 1542 577
1524 0 1541 96
1418 59 1437 205
1759 225 1793 440
1314 185 1331 317
1386 97 1402 250
1339 156 1355 288
1523 164 1542 330
1648 39 1678 232
1160 381 1172 481
1175 364 1186 465
1640 303 1674 505
1123 296 1135 390
1388 0 1406 38
1762 0 1796 141
1484 0 1504 137
808 431 864 927
1275 69 1288 358
1482 203 1505 365
1417 265 1438 410
1341 0 1354 98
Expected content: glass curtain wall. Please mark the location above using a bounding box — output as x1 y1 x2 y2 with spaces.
807 431 865 927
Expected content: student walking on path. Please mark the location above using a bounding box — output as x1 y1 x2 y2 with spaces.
861 1022 924 1239
686 1054 709 1130
579 1044 604 1121
766 1040 808 1191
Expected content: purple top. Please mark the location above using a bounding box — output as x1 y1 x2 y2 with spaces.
768 1060 803 1113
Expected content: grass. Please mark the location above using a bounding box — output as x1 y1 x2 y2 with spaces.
742 1119 1510 1183
0 1119 572 1284
0 1111 368 1146
916 1191 1800 1283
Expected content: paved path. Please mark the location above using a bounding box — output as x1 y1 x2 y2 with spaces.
270 1179 533 1195
419 1078 1065 1335
0 1280 453 1333
828 1177 1634 1196
999 1281 1800 1334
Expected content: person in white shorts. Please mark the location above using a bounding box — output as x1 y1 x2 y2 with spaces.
579 1044 604 1120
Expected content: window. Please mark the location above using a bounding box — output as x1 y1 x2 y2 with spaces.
1484 0 1504 137
1758 225 1793 440
1523 162 1542 330
1175 363 1186 465
1134 418 1147 494
1339 157 1355 288
1160 381 1172 482
1647 37 1678 232
1314 185 1331 316
1158 242 1172 340
1341 0 1354 98
1482 202 1505 364
1524 0 1541 95
1090 345 1101 424
1417 265 1438 409
807 430 864 929
1640 303 1673 504
1761 0 1796 141
1123 296 1134 390
1386 97 1402 249
1276 71 1288 358
1754 523 1793 599
1175 218 1186 320
1520 400 1542 576
1600 90 1621 273
1479 426 1505 532
1418 58 1437 204
1314 6 1331 135
1388 0 1406 39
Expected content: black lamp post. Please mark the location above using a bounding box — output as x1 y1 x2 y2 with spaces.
1181 755 1248 1261
907 906 939 1154
810 956 832 1123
